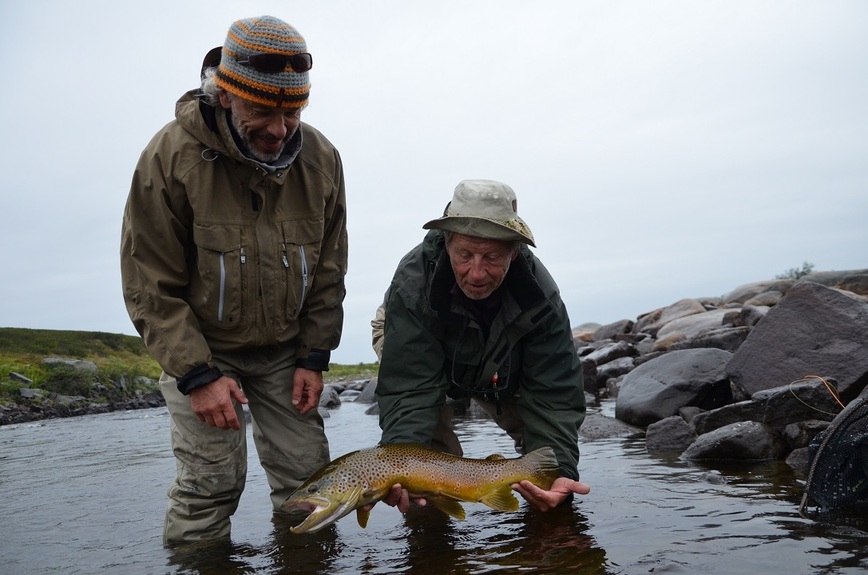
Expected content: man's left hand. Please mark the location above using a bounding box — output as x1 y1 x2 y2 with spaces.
292 367 323 414
512 477 591 512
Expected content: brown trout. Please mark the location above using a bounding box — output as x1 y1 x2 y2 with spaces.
281 443 560 534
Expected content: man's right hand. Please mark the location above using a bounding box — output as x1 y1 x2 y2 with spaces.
190 376 248 430
361 483 427 515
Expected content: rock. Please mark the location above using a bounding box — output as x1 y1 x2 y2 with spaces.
578 413 643 440
19 388 45 399
668 326 750 354
799 269 868 296
615 348 733 428
691 400 765 436
691 379 841 436
721 280 794 305
751 380 842 427
595 356 636 382
318 385 342 409
41 357 98 373
681 421 787 461
739 305 769 328
782 420 829 451
635 298 707 337
785 446 811 472
592 319 635 341
9 372 32 384
355 377 378 403
655 308 733 343
572 322 601 343
745 290 784 307
646 415 697 453
727 281 868 402
582 340 638 366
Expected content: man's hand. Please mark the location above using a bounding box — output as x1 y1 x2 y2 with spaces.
292 367 324 414
360 483 427 515
512 477 590 512
190 376 248 430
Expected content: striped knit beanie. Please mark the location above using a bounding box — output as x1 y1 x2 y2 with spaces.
216 16 310 108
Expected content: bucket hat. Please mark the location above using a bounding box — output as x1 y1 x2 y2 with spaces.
423 179 535 246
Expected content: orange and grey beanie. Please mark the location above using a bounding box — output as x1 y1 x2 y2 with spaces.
216 16 310 108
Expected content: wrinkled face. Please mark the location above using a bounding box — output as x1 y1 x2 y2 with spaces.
446 234 517 300
219 91 302 163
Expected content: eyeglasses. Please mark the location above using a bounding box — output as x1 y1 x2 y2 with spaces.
235 52 313 74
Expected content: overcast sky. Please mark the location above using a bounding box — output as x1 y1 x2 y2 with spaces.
1 1 865 364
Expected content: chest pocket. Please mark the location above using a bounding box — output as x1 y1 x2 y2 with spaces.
280 217 324 321
190 223 248 330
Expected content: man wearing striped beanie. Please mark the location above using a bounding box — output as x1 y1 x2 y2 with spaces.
121 16 348 545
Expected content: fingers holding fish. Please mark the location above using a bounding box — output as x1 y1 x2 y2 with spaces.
387 484 428 513
512 477 591 512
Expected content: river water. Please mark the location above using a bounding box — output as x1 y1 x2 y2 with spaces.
1 397 867 575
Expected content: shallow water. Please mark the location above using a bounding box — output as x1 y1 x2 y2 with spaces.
1 398 866 574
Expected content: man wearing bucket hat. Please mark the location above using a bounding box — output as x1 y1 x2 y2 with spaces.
372 179 589 514
120 16 347 544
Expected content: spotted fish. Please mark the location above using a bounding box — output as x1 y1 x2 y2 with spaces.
281 443 560 534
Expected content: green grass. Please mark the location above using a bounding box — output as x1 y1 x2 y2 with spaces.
0 327 377 405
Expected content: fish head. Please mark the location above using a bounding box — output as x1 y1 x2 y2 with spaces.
281 460 369 534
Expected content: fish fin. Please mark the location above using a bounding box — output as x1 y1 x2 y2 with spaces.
484 453 506 460
356 507 370 529
479 485 520 512
427 496 466 520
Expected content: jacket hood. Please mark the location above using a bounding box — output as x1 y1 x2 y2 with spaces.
174 90 229 154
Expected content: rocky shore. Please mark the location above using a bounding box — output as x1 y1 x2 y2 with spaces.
0 359 165 426
572 269 868 471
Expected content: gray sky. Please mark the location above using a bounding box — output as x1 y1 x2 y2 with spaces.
1 1 865 364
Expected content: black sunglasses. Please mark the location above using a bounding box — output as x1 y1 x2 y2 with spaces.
236 52 313 74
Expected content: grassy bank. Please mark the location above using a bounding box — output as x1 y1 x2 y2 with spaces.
0 327 377 407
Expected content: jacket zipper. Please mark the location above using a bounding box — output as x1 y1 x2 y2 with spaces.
217 253 226 322
218 247 246 322
281 243 309 310
299 245 308 309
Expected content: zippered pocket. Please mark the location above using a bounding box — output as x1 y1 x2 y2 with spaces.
280 218 323 320
191 223 247 329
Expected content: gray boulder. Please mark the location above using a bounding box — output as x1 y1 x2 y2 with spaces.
579 413 643 440
681 421 787 461
691 378 841 436
615 348 733 427
727 281 868 402
646 415 697 453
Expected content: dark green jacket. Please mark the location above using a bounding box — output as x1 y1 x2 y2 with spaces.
376 230 585 479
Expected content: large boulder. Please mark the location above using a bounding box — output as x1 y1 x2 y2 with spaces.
727 281 868 402
681 421 788 461
615 348 733 427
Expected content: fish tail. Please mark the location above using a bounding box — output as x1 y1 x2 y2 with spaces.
524 447 560 473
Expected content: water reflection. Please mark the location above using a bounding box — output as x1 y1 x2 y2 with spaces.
167 517 345 575
2 403 868 574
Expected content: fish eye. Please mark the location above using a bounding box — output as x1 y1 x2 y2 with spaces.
307 483 319 493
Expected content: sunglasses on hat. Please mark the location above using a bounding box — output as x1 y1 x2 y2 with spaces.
236 52 313 74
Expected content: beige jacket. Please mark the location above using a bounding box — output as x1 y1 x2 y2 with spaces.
120 90 348 380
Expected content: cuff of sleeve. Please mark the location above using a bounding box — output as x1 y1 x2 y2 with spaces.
297 348 331 372
177 365 222 395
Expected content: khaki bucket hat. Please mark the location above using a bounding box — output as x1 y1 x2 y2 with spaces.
423 179 536 246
